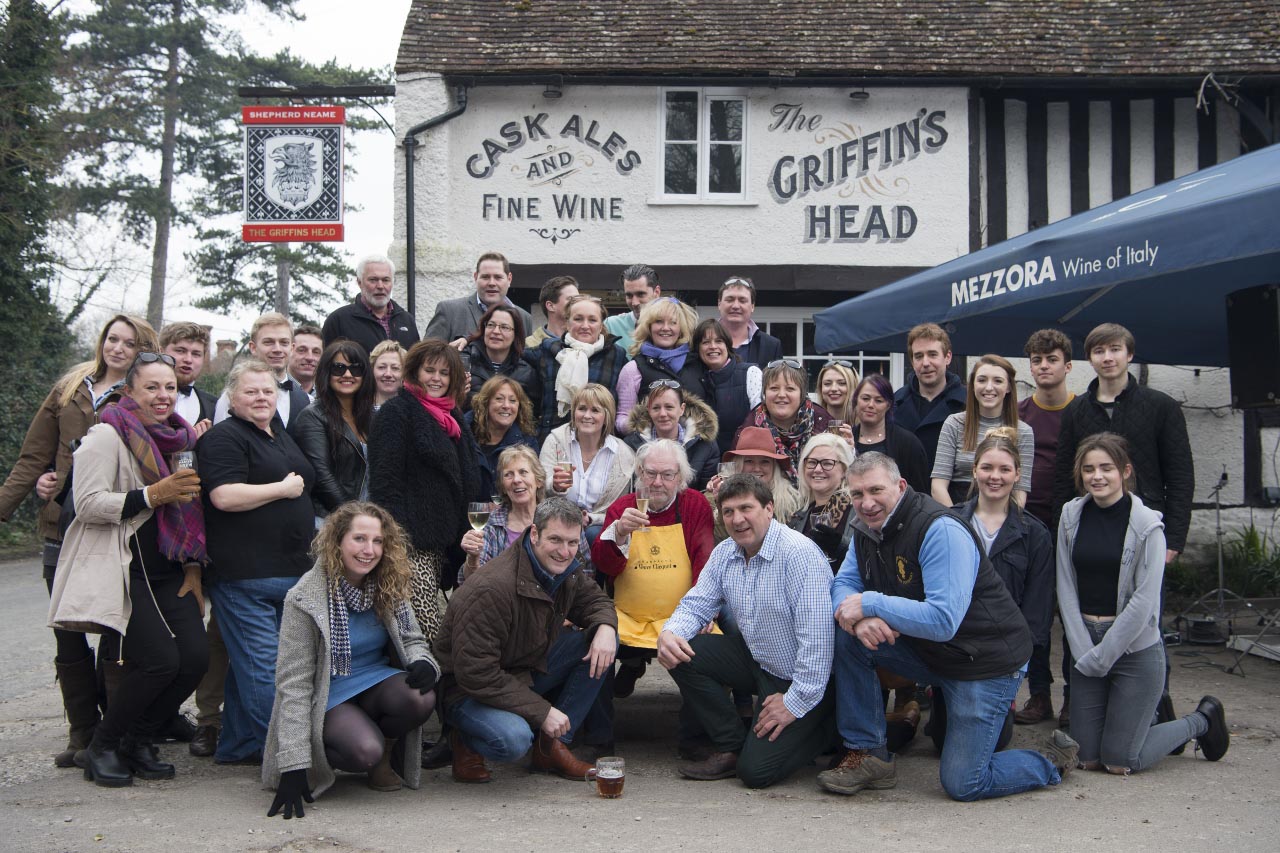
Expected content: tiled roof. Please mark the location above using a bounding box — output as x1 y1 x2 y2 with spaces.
397 0 1280 78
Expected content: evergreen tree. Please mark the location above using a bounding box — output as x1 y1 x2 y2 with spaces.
0 0 75 540
61 0 382 326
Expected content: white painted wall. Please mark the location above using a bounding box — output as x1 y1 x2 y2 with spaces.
394 77 972 320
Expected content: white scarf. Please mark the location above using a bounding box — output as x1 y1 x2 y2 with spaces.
554 333 606 416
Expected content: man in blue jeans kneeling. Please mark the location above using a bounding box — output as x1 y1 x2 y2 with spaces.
432 497 618 783
821 452 1078 801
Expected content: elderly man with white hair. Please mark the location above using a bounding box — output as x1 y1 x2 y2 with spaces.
321 254 420 355
590 439 716 733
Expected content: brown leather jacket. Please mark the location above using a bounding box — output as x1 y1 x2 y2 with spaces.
432 531 617 729
0 380 102 541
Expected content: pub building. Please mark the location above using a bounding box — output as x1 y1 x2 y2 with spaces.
391 1 1280 544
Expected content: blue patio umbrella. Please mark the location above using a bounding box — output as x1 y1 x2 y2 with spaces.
814 143 1280 366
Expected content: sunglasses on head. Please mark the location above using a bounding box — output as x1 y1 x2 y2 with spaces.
824 359 854 370
647 379 682 391
723 277 755 289
766 358 803 370
330 361 366 378
133 352 176 368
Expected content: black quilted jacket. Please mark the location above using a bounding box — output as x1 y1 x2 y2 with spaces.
1051 375 1194 551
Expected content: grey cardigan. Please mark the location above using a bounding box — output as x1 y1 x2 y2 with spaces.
262 563 440 797
1056 493 1166 678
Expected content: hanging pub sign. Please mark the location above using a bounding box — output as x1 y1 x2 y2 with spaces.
242 106 345 241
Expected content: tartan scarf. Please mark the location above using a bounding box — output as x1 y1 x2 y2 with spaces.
749 400 817 485
329 576 414 677
100 397 206 563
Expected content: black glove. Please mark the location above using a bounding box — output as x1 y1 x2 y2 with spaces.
405 660 438 694
267 769 313 819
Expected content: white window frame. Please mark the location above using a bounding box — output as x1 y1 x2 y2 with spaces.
655 88 749 203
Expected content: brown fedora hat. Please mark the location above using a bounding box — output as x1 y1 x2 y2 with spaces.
723 426 789 462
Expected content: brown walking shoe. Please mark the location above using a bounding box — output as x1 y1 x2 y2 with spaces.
678 750 739 780
530 732 596 780
1014 692 1054 725
450 731 491 783
818 749 897 795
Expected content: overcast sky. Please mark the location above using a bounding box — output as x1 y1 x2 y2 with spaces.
56 0 413 342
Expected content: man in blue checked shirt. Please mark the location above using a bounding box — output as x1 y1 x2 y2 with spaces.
657 475 836 788
820 452 1079 801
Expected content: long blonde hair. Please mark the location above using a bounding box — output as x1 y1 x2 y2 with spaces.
311 502 413 621
816 362 861 423
57 314 159 407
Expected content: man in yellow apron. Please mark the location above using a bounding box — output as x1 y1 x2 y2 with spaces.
591 441 716 744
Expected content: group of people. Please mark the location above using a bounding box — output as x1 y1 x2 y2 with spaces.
0 250 1228 814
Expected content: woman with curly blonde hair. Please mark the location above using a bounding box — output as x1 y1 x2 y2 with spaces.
263 502 439 819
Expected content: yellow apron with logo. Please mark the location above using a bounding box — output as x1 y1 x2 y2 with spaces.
613 519 697 649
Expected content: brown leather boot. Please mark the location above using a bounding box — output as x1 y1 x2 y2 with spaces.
450 731 491 783
54 655 100 768
1014 692 1054 725
530 732 596 780
368 737 404 792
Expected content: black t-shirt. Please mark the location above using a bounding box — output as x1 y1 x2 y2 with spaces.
1072 494 1132 617
197 416 316 582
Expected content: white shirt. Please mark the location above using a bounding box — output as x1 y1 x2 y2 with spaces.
174 386 202 425
567 434 622 512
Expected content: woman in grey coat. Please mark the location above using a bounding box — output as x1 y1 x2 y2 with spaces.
263 502 439 819
1057 432 1228 775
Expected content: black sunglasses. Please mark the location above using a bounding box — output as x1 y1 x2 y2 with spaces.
133 352 176 368
330 361 366 378
647 379 682 391
766 358 803 370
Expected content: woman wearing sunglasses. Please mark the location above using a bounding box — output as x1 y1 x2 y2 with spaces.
50 351 209 786
291 341 374 522
622 379 720 490
736 359 832 485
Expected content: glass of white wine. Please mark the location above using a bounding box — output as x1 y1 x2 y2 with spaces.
634 484 650 533
467 502 491 531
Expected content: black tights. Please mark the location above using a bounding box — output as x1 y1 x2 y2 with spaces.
46 576 93 664
95 567 209 747
323 674 435 773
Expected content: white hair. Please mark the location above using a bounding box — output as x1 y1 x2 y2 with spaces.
797 433 854 505
635 438 693 489
355 253 395 281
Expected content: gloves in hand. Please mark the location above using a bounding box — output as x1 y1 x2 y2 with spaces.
147 468 201 506
405 660 438 694
267 768 313 819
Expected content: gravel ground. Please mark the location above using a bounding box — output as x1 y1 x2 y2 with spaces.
2 555 1278 852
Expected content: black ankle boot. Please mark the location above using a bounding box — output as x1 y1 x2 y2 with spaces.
75 741 133 787
120 736 176 780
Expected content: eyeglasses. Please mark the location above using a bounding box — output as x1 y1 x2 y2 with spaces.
330 362 366 378
640 468 680 483
803 458 842 472
766 358 803 370
133 352 176 368
722 276 755 289
647 379 682 391
485 322 515 333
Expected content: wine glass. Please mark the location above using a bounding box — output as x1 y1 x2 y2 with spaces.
634 483 651 532
467 502 490 532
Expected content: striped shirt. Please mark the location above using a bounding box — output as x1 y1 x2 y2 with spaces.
665 520 835 717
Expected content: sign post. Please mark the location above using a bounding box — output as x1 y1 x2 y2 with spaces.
242 105 345 242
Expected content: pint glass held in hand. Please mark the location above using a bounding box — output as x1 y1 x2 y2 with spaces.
594 756 624 798
173 451 196 471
